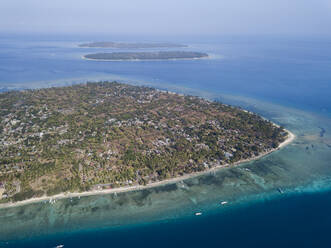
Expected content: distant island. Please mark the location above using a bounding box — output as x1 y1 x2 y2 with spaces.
0 82 292 205
83 51 209 61
79 41 187 49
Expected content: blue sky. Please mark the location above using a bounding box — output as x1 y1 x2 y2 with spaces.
1 0 331 36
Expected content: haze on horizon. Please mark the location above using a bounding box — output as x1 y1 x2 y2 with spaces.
1 0 331 37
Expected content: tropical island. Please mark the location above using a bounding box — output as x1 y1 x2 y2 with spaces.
83 51 208 61
0 82 291 205
79 41 187 49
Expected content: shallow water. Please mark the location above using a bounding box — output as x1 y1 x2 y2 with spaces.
0 34 331 246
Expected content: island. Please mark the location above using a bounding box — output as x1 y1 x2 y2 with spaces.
83 51 209 61
0 82 291 205
79 41 187 49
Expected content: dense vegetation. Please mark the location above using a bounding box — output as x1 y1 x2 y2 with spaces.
0 82 287 202
84 51 208 60
79 42 187 48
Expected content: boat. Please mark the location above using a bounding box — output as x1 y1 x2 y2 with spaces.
277 188 284 194
221 201 228 205
55 245 64 248
195 212 202 216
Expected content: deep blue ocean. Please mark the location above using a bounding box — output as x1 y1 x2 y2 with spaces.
8 190 331 248
1 34 331 247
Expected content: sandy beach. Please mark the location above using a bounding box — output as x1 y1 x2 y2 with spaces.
0 129 295 209
81 55 210 62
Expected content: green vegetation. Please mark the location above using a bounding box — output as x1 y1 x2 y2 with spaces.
83 51 208 60
0 82 287 202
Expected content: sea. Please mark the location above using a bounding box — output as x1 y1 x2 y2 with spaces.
0 33 331 247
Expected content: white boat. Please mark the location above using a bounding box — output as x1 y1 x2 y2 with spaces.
55 245 64 248
221 201 228 205
195 212 202 216
277 188 284 194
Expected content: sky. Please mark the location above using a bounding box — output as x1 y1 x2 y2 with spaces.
1 0 331 36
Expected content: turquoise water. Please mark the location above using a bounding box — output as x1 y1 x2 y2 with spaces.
0 34 331 247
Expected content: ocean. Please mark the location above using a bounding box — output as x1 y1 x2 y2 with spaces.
0 33 331 247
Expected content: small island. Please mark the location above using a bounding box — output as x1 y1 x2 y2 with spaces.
0 82 290 205
79 41 187 49
83 51 209 61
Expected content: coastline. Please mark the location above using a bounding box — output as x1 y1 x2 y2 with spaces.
0 129 295 209
81 55 210 62
78 45 189 49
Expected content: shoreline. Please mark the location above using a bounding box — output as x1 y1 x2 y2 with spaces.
78 45 189 49
81 55 209 62
0 129 295 209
